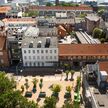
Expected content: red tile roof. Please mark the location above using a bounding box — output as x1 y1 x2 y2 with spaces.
59 44 108 56
2 18 36 22
99 62 108 73
30 6 93 11
0 6 11 13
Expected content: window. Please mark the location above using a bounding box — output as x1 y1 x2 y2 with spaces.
41 56 44 59
25 62 27 66
1 59 4 63
54 56 56 59
29 62 32 66
50 50 52 53
29 56 31 59
33 56 35 59
24 56 27 59
37 56 40 59
33 50 35 53
24 50 26 53
46 56 48 59
34 62 36 66
50 56 52 59
46 50 48 53
38 62 40 66
42 62 44 66
37 50 39 53
41 50 44 53
28 50 30 53
54 50 56 53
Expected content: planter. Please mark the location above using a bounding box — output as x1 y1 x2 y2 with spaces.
39 92 46 98
64 92 71 98
25 91 32 98
32 88 36 93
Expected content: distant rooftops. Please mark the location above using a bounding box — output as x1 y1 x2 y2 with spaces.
2 18 36 22
30 5 93 11
0 6 11 13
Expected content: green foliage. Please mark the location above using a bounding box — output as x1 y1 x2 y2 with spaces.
100 38 105 43
0 72 38 108
44 96 57 108
66 86 72 93
93 28 102 38
98 9 105 16
46 2 53 6
51 84 61 93
21 85 24 93
62 101 73 108
59 2 79 7
23 11 38 17
32 78 38 88
0 72 16 94
79 13 87 18
93 28 107 42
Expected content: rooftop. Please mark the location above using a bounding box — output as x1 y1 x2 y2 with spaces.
30 6 93 11
0 6 11 13
21 37 58 48
59 44 108 56
2 18 36 23
24 26 39 37
99 61 108 73
86 15 100 22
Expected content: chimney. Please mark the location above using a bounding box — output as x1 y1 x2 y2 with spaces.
55 0 59 6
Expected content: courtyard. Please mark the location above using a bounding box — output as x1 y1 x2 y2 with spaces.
7 71 83 108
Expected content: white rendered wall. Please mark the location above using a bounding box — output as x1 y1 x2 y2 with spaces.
22 48 58 67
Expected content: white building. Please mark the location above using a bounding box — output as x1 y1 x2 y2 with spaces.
21 26 58 67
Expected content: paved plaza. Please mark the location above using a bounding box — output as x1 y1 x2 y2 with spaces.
7 72 81 108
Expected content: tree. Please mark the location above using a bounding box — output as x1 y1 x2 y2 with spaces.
23 11 39 17
39 78 43 92
51 84 61 93
0 72 39 108
25 78 29 91
98 9 105 16
66 86 72 94
0 72 16 94
92 28 102 39
21 85 24 93
44 96 57 108
62 101 73 108
70 70 75 80
100 38 105 43
46 2 53 6
32 78 38 88
65 70 69 80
